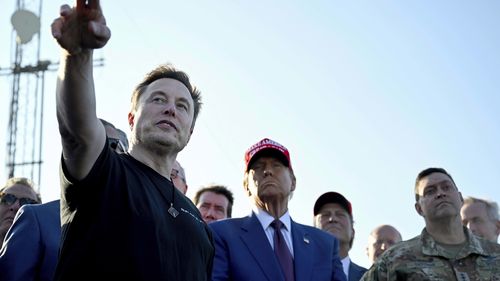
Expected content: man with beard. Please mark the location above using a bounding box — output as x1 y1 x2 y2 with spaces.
50 1 213 280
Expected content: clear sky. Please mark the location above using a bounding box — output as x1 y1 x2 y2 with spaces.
1 1 499 268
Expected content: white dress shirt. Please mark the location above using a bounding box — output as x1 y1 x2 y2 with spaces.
252 206 294 257
341 256 351 280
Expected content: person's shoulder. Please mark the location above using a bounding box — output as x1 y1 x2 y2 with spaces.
292 222 330 237
35 199 60 210
23 199 60 214
291 221 316 231
290 221 338 247
209 216 250 230
350 260 368 272
475 237 500 255
376 235 421 261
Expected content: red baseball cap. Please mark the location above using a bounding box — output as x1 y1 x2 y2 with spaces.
244 138 292 171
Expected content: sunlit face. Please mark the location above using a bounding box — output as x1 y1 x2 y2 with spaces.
0 184 39 238
461 202 500 243
245 156 295 206
415 172 463 223
128 78 194 154
366 225 402 264
314 203 354 247
196 191 229 223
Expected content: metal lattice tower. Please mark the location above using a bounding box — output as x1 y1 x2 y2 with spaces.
0 0 55 191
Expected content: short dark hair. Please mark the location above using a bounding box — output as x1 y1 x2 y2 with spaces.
130 64 202 129
414 167 456 201
193 185 234 218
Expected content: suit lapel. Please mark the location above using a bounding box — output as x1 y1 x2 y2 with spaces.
240 213 284 281
291 221 314 281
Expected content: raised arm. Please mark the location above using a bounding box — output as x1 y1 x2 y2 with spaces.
51 0 111 180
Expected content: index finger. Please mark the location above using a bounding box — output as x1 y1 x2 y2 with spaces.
76 0 86 11
75 0 100 11
88 0 100 10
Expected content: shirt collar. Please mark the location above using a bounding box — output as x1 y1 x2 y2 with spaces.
252 206 292 231
341 256 350 278
420 226 489 258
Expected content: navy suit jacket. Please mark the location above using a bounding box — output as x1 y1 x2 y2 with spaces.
0 200 61 281
348 260 367 281
209 213 346 281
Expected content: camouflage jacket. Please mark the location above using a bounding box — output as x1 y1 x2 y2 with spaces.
361 227 500 281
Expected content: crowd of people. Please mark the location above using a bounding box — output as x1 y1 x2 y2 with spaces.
0 1 499 280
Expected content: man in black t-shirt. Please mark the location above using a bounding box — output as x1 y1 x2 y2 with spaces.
51 1 213 280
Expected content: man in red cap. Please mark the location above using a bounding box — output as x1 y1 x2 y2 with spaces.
314 192 367 281
209 138 346 281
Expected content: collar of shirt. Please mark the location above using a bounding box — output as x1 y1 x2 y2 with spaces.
341 255 350 279
421 226 489 259
252 207 294 257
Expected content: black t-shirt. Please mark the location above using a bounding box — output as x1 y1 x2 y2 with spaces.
54 145 214 281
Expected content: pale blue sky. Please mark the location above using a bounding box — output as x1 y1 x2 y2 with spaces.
1 1 499 268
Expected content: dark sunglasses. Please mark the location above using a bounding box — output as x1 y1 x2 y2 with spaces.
108 138 126 153
0 193 39 207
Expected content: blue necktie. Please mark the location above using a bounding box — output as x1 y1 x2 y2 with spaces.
271 219 295 281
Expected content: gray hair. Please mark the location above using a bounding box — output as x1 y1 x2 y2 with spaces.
463 196 499 221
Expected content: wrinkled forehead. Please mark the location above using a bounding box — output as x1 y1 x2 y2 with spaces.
200 191 229 206
462 201 488 215
318 202 349 215
142 78 193 102
417 172 455 192
376 228 400 239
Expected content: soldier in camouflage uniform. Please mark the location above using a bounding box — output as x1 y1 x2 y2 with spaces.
361 167 500 281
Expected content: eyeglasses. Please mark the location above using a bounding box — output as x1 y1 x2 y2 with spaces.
0 193 39 207
170 168 186 183
108 138 126 153
171 168 179 179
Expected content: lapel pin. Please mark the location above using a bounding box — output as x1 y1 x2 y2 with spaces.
303 237 310 244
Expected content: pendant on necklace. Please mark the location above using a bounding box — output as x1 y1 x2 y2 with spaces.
168 203 179 218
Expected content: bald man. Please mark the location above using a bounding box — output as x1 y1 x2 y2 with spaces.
366 225 402 264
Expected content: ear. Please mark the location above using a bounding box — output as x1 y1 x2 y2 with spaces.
313 216 319 227
186 128 193 144
290 169 297 192
415 202 423 216
243 172 251 196
127 112 135 130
